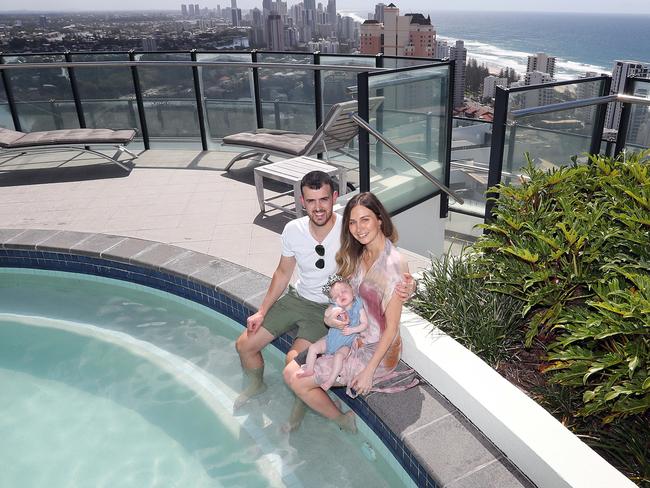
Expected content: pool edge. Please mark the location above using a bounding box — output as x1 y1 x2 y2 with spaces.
3 228 629 488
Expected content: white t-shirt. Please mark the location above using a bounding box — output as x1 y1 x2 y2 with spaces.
281 214 343 303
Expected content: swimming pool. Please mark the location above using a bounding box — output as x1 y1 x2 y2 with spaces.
0 268 415 487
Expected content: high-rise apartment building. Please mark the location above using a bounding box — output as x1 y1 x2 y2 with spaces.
527 52 556 78
359 20 382 55
482 75 508 99
231 8 242 27
605 60 650 131
434 40 449 59
188 4 195 16
327 0 337 30
450 40 467 108
360 4 434 57
575 72 602 122
374 3 385 22
181 4 188 16
511 71 554 108
266 14 285 51
141 38 157 52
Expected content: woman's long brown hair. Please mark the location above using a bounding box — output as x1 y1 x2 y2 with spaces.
336 192 398 278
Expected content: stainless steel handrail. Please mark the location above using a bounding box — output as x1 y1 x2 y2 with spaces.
0 60 384 73
511 94 650 119
351 113 464 205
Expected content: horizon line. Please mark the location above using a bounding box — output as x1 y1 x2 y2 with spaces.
1 8 650 15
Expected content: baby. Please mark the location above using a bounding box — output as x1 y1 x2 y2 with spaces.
298 274 367 391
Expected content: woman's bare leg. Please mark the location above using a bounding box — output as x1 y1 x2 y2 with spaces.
283 360 356 433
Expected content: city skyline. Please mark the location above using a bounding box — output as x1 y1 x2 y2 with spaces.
1 0 650 15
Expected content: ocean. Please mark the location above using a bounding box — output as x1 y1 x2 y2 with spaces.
341 10 650 80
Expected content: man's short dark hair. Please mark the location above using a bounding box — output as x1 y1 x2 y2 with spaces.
300 170 337 196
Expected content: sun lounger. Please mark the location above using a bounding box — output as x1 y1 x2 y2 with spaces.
0 127 138 171
222 97 383 171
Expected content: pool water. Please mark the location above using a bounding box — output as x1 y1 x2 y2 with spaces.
0 269 414 487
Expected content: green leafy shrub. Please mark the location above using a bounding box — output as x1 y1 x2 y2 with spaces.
472 150 650 422
411 251 525 367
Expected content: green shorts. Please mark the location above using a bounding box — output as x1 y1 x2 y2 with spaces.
263 287 329 343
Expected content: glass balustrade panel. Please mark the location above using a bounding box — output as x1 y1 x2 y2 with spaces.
0 75 11 130
257 53 315 133
3 54 78 131
449 118 493 216
197 52 255 148
503 79 607 180
320 56 375 168
624 79 650 152
367 64 451 214
68 53 143 150
134 52 200 149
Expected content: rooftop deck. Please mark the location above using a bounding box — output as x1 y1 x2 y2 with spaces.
0 149 434 277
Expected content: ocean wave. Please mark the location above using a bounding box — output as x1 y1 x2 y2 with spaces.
438 36 609 80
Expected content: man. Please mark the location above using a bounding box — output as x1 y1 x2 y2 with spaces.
234 170 413 427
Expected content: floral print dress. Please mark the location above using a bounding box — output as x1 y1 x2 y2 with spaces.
314 239 406 397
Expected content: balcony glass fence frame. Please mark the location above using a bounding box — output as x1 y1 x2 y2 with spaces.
616 77 650 154
483 75 611 220
358 61 456 216
0 51 383 151
0 50 456 215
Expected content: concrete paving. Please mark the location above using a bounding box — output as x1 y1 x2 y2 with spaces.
0 149 433 278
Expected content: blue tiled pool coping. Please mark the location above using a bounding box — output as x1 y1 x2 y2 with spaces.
0 229 535 488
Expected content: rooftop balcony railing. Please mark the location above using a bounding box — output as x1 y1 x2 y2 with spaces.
446 75 650 223
1 50 648 228
0 50 457 217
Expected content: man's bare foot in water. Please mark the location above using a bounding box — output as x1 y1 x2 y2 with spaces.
233 381 267 410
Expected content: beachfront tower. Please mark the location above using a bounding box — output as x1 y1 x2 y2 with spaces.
527 52 556 78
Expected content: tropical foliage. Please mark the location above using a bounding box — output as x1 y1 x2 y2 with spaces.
473 151 650 422
412 150 650 485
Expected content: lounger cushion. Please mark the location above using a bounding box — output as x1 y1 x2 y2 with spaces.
2 128 136 148
0 128 26 148
222 131 313 156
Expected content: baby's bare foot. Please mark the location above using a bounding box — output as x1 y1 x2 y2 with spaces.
296 368 314 378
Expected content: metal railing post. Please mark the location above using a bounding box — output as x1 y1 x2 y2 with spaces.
614 76 635 156
374 53 384 169
191 50 208 150
314 51 323 130
440 60 455 219
274 100 281 129
590 76 611 155
358 71 371 192
65 51 86 129
0 53 22 131
51 99 63 129
251 50 263 129
485 86 509 221
129 50 149 149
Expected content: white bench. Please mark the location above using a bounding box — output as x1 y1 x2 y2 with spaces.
253 156 347 217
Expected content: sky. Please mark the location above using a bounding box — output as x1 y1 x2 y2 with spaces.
1 0 650 14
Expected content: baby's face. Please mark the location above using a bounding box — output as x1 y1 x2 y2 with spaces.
330 281 354 308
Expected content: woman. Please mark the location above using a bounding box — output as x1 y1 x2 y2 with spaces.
283 192 409 432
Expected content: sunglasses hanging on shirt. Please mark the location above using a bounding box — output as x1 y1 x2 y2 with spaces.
315 244 325 269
